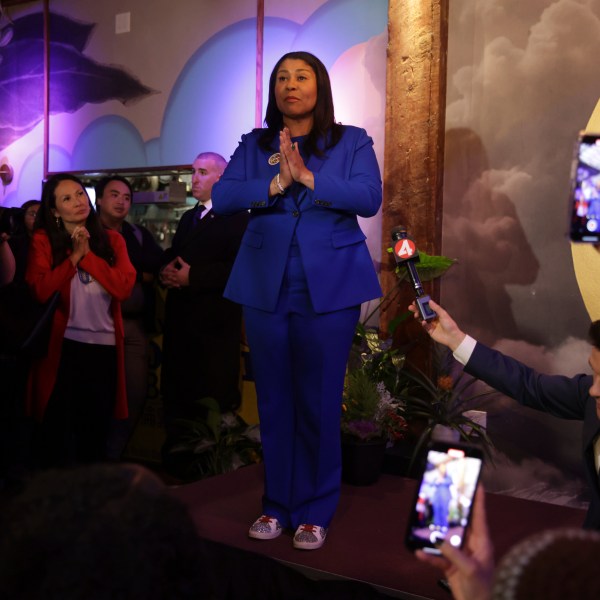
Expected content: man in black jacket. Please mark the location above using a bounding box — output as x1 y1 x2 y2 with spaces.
159 152 248 448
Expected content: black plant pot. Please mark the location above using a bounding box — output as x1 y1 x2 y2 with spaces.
341 436 387 486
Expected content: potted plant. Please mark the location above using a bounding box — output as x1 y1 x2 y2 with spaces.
341 363 408 485
354 245 496 476
398 344 496 472
343 246 494 482
162 397 263 482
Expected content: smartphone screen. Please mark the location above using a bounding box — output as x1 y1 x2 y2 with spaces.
568 131 600 242
405 442 483 555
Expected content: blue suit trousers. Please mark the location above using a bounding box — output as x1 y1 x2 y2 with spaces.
244 247 360 529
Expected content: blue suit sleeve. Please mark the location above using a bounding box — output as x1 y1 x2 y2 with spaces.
312 128 382 218
212 134 279 215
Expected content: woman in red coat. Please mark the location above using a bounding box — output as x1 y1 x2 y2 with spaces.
26 173 135 467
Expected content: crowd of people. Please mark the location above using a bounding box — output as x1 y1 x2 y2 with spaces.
1 50 383 554
0 155 247 476
1 48 600 598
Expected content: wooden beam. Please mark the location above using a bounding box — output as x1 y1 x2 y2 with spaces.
381 0 449 360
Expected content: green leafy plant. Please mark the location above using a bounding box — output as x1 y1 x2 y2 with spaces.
341 368 408 442
344 245 495 473
162 397 262 482
398 347 496 468
350 323 407 396
342 326 409 444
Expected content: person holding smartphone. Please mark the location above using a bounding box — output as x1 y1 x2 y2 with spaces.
416 486 600 600
416 486 494 600
409 298 600 531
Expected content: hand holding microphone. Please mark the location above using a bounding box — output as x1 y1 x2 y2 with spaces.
391 226 437 321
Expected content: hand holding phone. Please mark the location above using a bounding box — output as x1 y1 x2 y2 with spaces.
405 441 484 555
415 485 495 600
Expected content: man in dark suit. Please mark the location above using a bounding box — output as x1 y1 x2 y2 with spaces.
409 298 600 530
159 152 248 447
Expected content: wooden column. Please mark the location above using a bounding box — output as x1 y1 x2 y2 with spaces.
381 0 449 362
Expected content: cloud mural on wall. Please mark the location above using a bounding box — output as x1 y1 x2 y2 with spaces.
442 0 600 507
0 11 154 152
445 0 600 347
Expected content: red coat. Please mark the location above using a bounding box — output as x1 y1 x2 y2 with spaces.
25 229 136 422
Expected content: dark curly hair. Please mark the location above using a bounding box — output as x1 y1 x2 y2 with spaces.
0 464 211 599
37 173 115 268
259 51 343 158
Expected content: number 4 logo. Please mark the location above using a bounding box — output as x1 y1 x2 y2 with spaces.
394 238 416 259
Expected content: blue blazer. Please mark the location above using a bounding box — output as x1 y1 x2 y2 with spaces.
212 125 383 313
466 342 599 529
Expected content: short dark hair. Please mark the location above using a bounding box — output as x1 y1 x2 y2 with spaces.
589 321 600 350
94 175 134 204
20 199 40 212
0 464 209 599
260 51 342 157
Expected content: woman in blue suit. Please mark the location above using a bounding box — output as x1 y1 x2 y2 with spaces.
212 51 382 550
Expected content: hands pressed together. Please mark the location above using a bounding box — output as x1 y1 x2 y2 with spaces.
271 127 315 196
70 225 90 266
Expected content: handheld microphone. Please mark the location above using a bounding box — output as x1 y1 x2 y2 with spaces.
391 226 437 321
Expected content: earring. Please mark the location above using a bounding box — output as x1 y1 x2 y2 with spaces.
55 216 61 227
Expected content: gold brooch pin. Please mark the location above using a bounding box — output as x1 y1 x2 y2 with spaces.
268 153 280 165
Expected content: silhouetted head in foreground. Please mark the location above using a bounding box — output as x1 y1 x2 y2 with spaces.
0 463 209 599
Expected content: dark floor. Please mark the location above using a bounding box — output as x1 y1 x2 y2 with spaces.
170 463 587 600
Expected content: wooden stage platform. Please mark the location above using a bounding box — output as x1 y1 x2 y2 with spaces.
170 464 586 599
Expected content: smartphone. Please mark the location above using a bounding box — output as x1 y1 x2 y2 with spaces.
404 441 483 555
568 131 600 242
